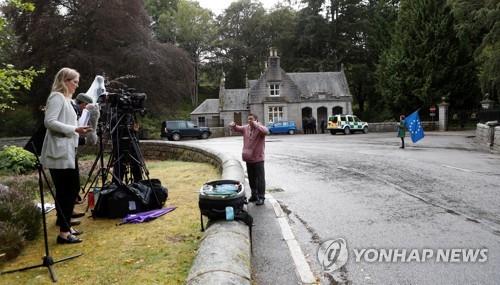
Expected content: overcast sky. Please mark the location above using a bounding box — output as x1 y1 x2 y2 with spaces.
196 0 297 15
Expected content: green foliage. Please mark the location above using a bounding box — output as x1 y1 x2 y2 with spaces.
0 1 42 112
139 115 163 139
449 0 500 101
376 0 480 117
0 103 37 137
215 0 271 88
0 145 36 174
0 64 44 113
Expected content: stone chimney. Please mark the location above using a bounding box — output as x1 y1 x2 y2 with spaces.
219 72 225 112
266 48 281 82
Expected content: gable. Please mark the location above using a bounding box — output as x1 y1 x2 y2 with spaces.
190 99 219 115
223 89 248 110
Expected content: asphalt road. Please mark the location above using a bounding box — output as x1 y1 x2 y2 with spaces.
180 131 500 285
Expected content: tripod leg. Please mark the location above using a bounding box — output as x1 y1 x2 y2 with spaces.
1 145 81 281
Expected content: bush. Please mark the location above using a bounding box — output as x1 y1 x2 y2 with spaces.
0 106 37 137
139 115 162 139
0 221 25 262
0 175 39 200
0 184 41 241
0 145 36 174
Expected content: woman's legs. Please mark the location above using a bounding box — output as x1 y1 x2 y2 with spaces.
50 168 79 233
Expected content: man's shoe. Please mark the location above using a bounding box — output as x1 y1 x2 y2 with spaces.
57 234 82 244
256 198 264 206
56 219 81 227
248 196 258 202
72 211 85 218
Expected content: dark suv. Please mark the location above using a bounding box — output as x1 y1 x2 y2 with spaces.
161 120 211 141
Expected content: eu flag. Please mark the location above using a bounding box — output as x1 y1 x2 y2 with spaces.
405 110 425 143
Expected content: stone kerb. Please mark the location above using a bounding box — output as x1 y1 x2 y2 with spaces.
139 140 251 285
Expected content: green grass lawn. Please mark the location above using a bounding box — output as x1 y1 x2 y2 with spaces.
0 160 219 285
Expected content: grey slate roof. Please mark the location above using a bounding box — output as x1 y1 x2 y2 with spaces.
191 99 219 115
287 72 350 97
222 89 248 110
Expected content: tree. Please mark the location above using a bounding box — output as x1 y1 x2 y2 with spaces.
4 0 194 117
449 0 500 102
376 0 480 118
0 0 42 112
170 0 216 106
215 0 270 88
144 0 179 43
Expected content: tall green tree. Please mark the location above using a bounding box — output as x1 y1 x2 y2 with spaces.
0 0 42 113
449 0 500 102
215 0 270 88
376 0 480 118
144 0 179 43
4 0 193 117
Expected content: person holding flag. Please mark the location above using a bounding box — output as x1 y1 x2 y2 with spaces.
404 110 425 144
398 115 406 148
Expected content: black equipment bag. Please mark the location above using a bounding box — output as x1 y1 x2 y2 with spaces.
131 179 168 209
198 180 252 231
93 179 168 219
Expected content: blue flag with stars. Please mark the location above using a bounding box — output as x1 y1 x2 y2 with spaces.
404 110 425 143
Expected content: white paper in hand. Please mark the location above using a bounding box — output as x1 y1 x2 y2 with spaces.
78 109 90 127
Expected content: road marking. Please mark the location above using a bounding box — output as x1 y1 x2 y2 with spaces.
268 195 317 284
441 164 473 172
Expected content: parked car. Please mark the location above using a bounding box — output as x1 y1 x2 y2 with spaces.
327 114 368 135
161 120 211 141
267 121 297 135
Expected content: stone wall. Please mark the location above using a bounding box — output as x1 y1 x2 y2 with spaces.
494 126 500 152
140 141 222 172
368 121 438 133
0 137 29 148
475 123 492 147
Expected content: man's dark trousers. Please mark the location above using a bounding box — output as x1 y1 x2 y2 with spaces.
246 161 265 200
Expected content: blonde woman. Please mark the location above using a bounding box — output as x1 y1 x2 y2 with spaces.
40 67 90 244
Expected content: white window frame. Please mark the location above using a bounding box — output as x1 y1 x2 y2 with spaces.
268 106 284 123
269 83 280 97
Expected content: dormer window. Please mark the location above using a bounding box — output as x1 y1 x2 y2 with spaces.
269 84 280 96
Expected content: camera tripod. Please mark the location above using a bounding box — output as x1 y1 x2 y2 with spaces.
80 106 159 210
1 142 81 282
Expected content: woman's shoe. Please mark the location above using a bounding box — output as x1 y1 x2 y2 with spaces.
70 228 83 236
56 219 81 227
72 211 85 218
57 234 82 244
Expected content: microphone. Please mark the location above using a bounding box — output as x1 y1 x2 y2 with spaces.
85 103 100 145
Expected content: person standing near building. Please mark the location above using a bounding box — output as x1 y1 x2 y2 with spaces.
398 115 406 149
229 114 269 206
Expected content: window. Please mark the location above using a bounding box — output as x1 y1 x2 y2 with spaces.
347 116 353 123
198 117 206 127
269 84 280 96
167 121 185 129
268 106 284 123
187 121 195 128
